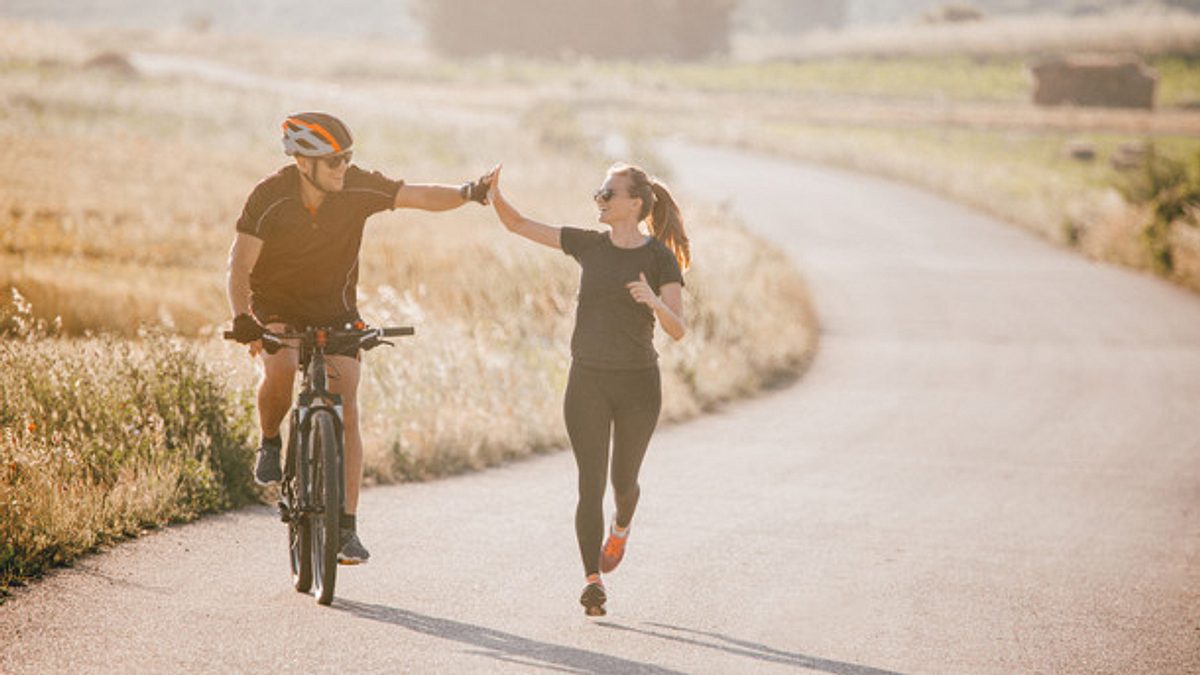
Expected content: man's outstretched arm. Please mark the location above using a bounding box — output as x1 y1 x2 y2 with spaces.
393 167 497 211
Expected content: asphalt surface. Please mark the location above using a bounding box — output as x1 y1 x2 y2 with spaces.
3 142 1199 674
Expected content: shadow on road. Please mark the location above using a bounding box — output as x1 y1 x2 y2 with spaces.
335 599 685 674
75 567 173 596
597 621 903 675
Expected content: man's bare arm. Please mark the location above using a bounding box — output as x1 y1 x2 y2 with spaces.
393 184 471 211
227 233 263 317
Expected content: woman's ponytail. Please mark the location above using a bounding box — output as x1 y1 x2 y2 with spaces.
609 163 691 272
647 179 690 272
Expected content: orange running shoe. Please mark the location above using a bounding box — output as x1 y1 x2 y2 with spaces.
599 522 629 573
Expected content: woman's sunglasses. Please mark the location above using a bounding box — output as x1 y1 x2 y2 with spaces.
319 151 353 169
593 188 617 202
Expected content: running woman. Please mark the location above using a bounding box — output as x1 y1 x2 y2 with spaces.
487 163 690 616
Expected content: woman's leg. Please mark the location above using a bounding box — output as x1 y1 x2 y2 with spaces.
564 364 614 576
609 367 662 529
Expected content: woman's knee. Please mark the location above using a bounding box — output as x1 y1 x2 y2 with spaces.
612 481 640 503
576 471 607 504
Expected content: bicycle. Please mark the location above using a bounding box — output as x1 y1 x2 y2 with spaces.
224 322 413 605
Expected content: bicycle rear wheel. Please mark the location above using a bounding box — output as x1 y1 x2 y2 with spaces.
308 410 341 605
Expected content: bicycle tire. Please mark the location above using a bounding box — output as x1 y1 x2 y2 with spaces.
288 492 313 592
289 516 313 592
308 410 341 605
285 420 313 592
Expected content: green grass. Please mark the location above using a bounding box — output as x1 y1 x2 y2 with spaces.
321 53 1197 108
617 54 1198 106
1152 56 1200 108
612 55 1032 102
751 116 1200 192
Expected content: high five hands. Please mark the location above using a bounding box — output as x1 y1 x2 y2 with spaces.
465 165 502 205
626 272 660 309
485 163 503 203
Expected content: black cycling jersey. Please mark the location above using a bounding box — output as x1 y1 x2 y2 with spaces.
560 227 685 370
235 164 404 326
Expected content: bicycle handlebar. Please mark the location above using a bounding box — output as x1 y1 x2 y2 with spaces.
222 325 415 347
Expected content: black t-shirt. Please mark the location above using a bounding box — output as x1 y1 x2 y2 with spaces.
560 226 685 370
235 164 404 325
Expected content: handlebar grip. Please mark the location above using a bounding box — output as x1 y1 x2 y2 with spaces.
224 330 275 343
382 327 415 337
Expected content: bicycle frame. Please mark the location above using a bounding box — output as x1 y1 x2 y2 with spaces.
285 339 345 528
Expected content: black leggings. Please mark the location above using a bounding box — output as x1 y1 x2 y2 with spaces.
564 362 662 576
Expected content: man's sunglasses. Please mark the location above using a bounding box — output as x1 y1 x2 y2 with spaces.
593 188 618 202
319 151 353 169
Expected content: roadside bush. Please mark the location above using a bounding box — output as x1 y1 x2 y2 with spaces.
0 295 256 594
1113 144 1200 273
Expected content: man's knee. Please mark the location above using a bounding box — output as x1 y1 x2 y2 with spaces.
326 356 360 393
261 363 294 391
259 357 296 404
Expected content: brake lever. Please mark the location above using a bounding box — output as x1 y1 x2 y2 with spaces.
360 337 395 351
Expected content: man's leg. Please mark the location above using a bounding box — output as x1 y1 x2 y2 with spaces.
254 324 297 484
325 354 363 513
326 353 368 564
257 325 298 437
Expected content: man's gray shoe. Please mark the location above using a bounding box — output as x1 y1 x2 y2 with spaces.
338 529 370 565
254 441 282 486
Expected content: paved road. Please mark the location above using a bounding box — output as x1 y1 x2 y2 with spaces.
4 143 1199 674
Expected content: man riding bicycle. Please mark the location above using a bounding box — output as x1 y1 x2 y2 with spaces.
227 111 494 564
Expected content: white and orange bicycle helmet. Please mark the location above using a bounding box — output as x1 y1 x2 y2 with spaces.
281 112 353 157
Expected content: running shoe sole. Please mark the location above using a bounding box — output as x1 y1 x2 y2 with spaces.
580 583 607 616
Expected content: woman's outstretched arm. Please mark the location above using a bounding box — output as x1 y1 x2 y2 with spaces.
489 165 562 250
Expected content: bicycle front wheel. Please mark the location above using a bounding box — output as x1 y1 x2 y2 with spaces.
308 410 342 606
287 488 312 593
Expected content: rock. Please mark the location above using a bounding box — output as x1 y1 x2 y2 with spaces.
1065 139 1097 162
1110 141 1149 170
